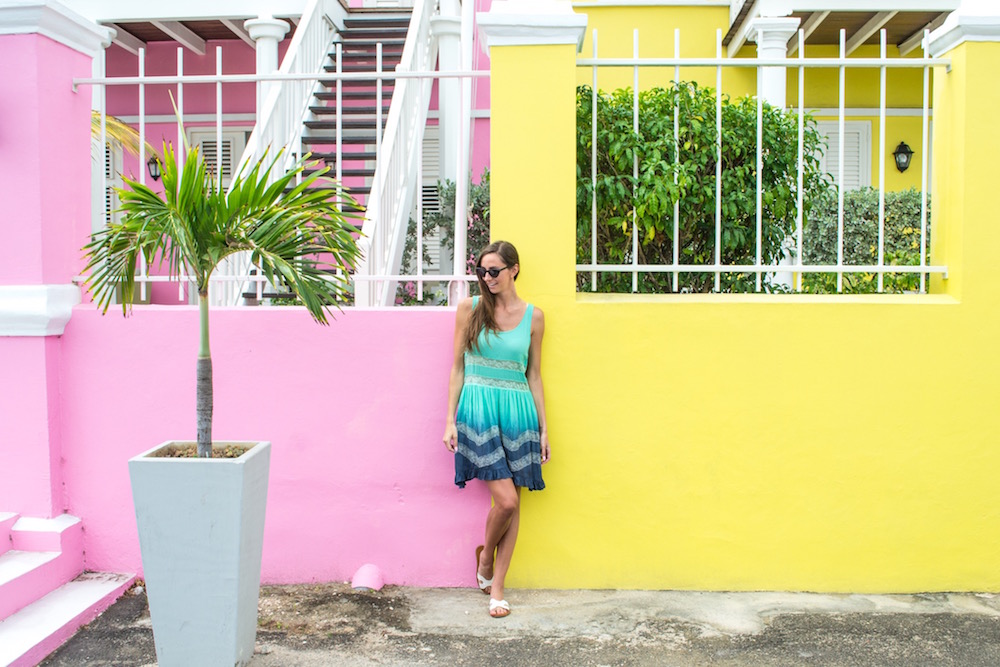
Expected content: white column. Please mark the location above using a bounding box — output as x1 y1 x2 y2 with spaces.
430 4 461 183
244 16 289 125
749 17 798 288
749 17 799 108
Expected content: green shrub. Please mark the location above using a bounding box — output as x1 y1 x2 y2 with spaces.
576 82 833 293
396 169 491 305
802 187 931 294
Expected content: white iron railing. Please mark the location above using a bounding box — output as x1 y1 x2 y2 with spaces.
213 0 346 306
352 0 438 307
578 28 949 295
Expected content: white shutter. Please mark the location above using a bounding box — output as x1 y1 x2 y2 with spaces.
187 129 248 188
421 126 442 272
817 121 871 190
104 143 123 226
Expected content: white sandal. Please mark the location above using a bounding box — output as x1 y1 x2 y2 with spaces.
475 545 493 594
489 598 511 618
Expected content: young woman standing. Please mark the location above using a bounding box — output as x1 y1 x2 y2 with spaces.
443 240 550 618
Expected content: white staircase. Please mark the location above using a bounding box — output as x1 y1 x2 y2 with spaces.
0 513 133 667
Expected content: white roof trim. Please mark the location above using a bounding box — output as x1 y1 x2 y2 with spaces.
928 2 1000 56
0 1 114 57
478 0 588 52
0 285 81 337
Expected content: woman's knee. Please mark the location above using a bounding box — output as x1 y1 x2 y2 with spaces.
493 492 519 516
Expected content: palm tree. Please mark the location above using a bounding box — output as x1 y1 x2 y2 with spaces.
83 141 361 457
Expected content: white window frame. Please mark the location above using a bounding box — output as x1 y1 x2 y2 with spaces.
816 120 872 191
186 128 250 189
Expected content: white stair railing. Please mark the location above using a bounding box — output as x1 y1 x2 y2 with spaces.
353 0 437 307
212 0 346 306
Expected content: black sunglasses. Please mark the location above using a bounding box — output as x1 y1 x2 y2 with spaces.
475 265 510 279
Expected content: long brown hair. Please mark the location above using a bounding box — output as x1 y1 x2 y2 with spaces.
464 240 520 353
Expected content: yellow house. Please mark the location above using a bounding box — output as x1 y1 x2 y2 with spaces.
480 0 1000 592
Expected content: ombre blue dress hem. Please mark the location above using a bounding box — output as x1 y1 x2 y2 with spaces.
454 298 545 491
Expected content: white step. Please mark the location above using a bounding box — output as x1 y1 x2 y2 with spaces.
0 571 134 667
0 514 16 558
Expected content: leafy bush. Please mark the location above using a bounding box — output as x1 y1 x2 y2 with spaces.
396 169 491 304
802 187 931 293
576 82 833 293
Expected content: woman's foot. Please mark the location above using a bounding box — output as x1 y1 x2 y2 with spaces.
489 598 510 618
475 545 494 594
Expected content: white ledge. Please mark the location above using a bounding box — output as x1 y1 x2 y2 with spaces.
928 2 1000 57
0 285 81 336
478 0 588 52
0 1 114 57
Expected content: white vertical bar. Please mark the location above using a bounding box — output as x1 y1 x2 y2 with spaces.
591 29 598 292
416 120 424 301
137 48 147 302
138 49 146 187
376 43 383 161
795 30 804 292
755 49 763 293
632 28 639 293
216 46 223 195
336 42 343 211
715 28 722 293
215 46 225 305
837 30 846 293
177 47 186 302
877 30 887 293
920 29 930 294
673 29 680 293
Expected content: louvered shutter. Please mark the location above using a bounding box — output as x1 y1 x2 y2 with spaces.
188 130 248 188
816 121 871 190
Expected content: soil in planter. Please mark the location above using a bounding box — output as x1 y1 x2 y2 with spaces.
152 443 252 458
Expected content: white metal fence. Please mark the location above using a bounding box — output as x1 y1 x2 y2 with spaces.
577 28 949 295
80 40 487 308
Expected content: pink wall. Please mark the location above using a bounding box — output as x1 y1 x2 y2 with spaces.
58 306 490 585
105 40 261 118
0 35 93 285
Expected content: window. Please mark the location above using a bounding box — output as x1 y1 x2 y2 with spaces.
816 121 871 190
187 129 249 188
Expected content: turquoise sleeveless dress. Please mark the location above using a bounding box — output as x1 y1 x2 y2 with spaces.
454 297 545 491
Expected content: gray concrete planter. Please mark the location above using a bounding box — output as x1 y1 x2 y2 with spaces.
129 440 270 667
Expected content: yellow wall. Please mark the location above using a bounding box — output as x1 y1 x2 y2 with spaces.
490 15 1000 592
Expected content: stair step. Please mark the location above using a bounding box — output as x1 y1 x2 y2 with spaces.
305 120 383 131
11 515 81 553
0 515 84 621
302 135 378 145
338 51 404 62
309 105 391 116
0 571 134 667
324 62 401 73
0 513 17 557
303 167 373 178
306 151 377 162
339 36 406 45
343 17 411 29
314 90 391 101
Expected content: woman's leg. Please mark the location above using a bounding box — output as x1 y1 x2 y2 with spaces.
480 480 521 613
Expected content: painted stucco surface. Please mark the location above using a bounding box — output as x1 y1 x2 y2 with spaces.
58 306 489 585
488 32 1000 592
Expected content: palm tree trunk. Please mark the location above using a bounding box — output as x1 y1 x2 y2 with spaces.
196 291 213 457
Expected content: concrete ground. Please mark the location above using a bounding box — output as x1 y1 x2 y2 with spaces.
39 583 1000 666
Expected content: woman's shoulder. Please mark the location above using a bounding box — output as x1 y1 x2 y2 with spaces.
530 303 544 327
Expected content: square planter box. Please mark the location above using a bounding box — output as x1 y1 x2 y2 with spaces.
129 440 270 667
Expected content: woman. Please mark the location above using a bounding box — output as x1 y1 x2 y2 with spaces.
443 240 550 618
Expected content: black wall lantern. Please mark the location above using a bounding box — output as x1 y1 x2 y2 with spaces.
147 155 162 181
893 141 913 173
